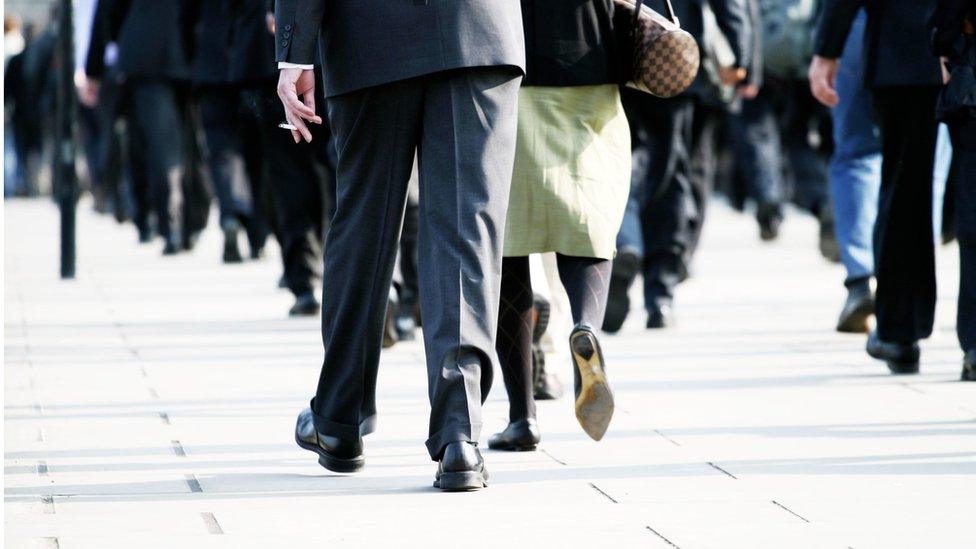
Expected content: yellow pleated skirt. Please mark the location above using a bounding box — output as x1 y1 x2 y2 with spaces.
503 84 631 260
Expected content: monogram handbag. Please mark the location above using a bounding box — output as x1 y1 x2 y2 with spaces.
613 0 701 98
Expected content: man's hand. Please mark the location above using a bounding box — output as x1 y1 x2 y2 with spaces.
277 67 322 143
719 66 747 86
809 56 840 107
266 11 275 35
737 83 760 100
76 71 100 108
941 57 952 85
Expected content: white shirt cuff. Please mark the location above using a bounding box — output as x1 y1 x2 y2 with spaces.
278 62 313 70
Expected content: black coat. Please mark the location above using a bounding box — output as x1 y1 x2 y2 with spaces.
228 0 278 83
86 0 193 81
929 0 976 57
814 0 943 88
187 0 233 85
520 0 619 87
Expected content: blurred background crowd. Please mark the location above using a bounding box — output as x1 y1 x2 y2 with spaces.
3 0 974 387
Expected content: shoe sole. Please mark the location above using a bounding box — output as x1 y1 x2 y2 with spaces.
295 434 365 473
836 300 874 333
570 330 614 441
487 440 537 452
434 471 487 491
602 252 640 333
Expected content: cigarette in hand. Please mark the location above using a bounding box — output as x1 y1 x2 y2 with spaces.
278 123 298 130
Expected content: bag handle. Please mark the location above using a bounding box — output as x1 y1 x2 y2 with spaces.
630 0 679 30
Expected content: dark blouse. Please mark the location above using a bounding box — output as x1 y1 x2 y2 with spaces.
520 0 620 87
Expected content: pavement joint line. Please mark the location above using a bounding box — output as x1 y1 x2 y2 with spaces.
185 474 203 493
201 512 224 534
654 429 681 446
645 526 680 547
36 460 49 477
706 461 737 479
897 382 925 395
588 482 618 503
770 500 810 523
171 440 187 457
539 448 567 466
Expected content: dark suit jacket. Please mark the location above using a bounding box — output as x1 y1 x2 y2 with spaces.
814 0 943 87
521 0 619 87
671 0 753 96
187 0 233 85
929 0 976 57
274 0 526 97
86 0 192 81
228 0 279 83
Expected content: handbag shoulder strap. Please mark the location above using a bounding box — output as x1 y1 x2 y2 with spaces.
630 0 680 31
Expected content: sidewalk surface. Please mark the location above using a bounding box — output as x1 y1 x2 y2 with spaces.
5 198 975 548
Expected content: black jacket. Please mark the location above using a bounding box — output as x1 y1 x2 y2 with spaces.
929 0 976 57
814 0 943 87
228 0 278 83
86 0 193 81
521 0 619 87
186 0 232 85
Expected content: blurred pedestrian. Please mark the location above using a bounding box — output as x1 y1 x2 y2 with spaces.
605 0 753 332
86 0 194 254
490 0 628 451
930 0 976 380
276 0 524 491
810 0 943 374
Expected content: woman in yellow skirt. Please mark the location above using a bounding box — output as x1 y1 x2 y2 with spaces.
490 0 631 450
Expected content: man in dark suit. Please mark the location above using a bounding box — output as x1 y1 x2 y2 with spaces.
86 0 194 254
275 0 524 491
605 0 753 332
809 0 944 374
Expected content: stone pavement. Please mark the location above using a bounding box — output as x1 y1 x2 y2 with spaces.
4 198 975 548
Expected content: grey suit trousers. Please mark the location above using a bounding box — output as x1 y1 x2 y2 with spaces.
310 67 521 460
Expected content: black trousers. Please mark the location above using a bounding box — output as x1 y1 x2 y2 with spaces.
872 86 941 343
312 68 520 460
126 80 184 242
248 84 327 297
949 117 976 353
620 90 708 309
198 85 270 247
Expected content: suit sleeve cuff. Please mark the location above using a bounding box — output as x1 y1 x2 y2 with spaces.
278 62 313 70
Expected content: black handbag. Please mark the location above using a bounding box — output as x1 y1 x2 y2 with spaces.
613 0 701 98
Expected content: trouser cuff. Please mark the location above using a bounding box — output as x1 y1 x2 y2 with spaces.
310 399 362 441
425 422 480 461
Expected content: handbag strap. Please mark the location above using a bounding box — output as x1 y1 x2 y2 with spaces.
630 0 680 33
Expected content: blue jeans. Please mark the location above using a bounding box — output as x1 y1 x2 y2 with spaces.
829 11 881 284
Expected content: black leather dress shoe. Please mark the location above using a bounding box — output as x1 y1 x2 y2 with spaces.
289 292 320 317
646 302 674 329
757 202 783 241
866 331 920 374
488 419 540 451
836 281 874 333
294 408 364 473
602 248 641 334
962 350 976 382
434 441 487 491
571 324 614 441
